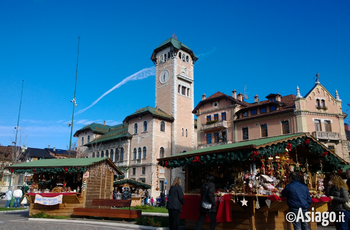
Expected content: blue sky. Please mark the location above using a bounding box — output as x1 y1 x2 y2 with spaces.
1 0 349 149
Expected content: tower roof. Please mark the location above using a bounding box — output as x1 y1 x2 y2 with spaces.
151 37 198 62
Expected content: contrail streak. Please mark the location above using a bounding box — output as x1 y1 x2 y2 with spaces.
76 66 156 115
197 47 217 59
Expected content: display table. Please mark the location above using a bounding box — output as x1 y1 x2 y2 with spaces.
182 194 330 230
27 193 84 217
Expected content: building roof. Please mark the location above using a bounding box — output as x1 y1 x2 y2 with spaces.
74 123 111 137
114 178 151 189
25 148 56 159
150 37 198 63
123 106 174 123
7 157 123 174
86 123 132 146
192 91 248 114
46 148 76 157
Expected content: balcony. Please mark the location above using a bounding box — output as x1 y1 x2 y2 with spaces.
202 120 228 132
312 131 340 141
198 141 229 149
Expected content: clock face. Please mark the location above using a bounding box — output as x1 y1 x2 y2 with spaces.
159 70 170 84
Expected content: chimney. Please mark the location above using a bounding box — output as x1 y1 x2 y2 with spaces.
202 93 206 100
232 90 237 99
254 94 259 103
53 147 56 151
276 93 281 102
104 121 106 126
237 93 243 102
345 123 349 131
48 145 50 149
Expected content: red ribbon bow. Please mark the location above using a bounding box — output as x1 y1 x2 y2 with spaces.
287 143 292 151
164 161 169 167
192 156 202 164
321 151 328 157
10 169 14 173
33 169 37 173
304 139 310 145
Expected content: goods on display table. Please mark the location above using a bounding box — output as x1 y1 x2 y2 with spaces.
7 157 123 216
113 179 151 206
158 133 346 230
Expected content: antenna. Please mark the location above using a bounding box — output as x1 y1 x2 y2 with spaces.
243 83 249 101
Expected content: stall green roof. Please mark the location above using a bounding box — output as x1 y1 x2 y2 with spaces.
7 157 123 174
114 178 151 189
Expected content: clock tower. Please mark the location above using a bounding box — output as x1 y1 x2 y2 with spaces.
151 36 198 156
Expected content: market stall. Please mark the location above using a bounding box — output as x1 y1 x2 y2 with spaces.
158 133 347 230
7 157 123 216
114 178 152 206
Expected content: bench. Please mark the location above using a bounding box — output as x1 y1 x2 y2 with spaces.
73 199 141 219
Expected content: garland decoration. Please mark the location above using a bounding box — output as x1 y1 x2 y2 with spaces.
12 167 87 175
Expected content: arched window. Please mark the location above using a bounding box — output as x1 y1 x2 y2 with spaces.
316 99 321 108
179 52 182 58
186 129 188 137
134 123 138 134
97 152 100 157
101 151 104 157
161 121 165 132
120 148 124 161
186 55 189 62
138 147 141 159
92 152 95 157
110 149 114 161
116 148 120 161
144 121 147 132
160 147 164 158
182 128 184 136
133 148 137 160
321 99 326 108
106 150 109 158
143 147 147 159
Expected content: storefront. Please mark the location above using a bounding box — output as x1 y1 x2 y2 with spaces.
158 133 347 230
114 178 151 206
7 157 123 216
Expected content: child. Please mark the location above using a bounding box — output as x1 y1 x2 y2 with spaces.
151 197 154 206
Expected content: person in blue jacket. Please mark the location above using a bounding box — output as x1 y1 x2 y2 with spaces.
282 172 311 230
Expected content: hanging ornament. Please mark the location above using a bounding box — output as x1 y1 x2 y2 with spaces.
241 196 248 206
255 196 260 209
265 199 271 208
260 158 266 174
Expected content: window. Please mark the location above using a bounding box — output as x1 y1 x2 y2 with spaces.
138 148 141 159
139 178 146 183
87 135 90 143
282 121 290 134
143 121 147 132
160 121 165 132
214 133 219 143
270 106 276 111
251 109 257 115
186 129 188 137
179 52 182 58
134 123 138 134
222 131 227 142
101 151 104 157
243 111 248 117
143 147 146 159
221 112 226 121
106 150 109 158
207 116 211 122
261 107 266 113
243 127 249 140
133 148 137 160
182 86 186 95
328 146 335 153
261 124 268 137
92 152 95 157
110 149 114 161
132 168 136 175
159 180 165 192
316 99 321 108
116 149 119 161
81 137 84 146
182 128 184 136
321 100 325 108
120 148 124 161
142 167 146 175
187 88 190 96
325 120 332 132
97 152 100 157
206 134 212 144
214 114 219 121
270 98 276 102
160 147 164 158
178 85 181 93
314 119 322 131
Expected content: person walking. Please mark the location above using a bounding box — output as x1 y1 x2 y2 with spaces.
5 187 12 208
160 191 165 207
166 177 185 230
151 197 154 206
13 186 23 208
194 174 216 230
326 175 350 230
282 172 311 230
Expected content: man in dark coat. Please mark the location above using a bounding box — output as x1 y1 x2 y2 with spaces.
282 172 311 230
160 191 166 207
194 174 216 230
